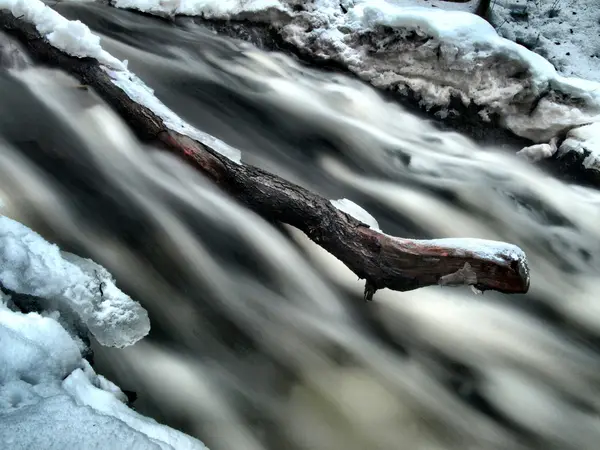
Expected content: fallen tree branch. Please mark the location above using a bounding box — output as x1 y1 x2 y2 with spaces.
0 11 530 299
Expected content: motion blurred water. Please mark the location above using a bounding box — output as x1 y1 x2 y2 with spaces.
2 3 600 450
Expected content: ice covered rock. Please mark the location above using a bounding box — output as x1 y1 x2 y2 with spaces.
0 214 150 348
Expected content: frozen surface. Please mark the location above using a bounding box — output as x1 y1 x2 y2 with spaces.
490 0 600 83
0 302 81 385
331 198 381 230
0 215 150 347
517 138 558 162
63 369 206 450
293 0 600 142
0 394 166 450
415 237 527 266
557 122 600 172
115 0 288 19
0 299 206 449
0 0 241 163
0 221 207 449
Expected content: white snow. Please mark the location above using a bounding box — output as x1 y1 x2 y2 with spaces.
327 1 600 142
0 0 242 163
0 215 150 348
557 122 600 172
414 237 528 266
63 369 205 450
331 198 380 230
0 0 125 69
114 0 288 19
517 137 558 162
0 300 81 385
0 295 207 449
490 0 600 83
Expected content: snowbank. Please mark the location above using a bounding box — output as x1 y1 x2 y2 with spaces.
0 294 206 449
0 216 207 449
0 215 150 348
114 0 288 19
282 1 600 142
557 122 600 174
0 0 241 163
490 0 600 83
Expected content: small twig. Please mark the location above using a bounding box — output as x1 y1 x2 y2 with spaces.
93 270 106 299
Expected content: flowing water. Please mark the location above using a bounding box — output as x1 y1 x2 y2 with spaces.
2 3 600 450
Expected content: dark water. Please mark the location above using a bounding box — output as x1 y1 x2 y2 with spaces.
2 3 600 450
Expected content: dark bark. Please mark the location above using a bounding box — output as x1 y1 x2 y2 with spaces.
0 12 530 299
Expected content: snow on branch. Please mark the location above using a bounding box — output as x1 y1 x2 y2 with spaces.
0 4 530 299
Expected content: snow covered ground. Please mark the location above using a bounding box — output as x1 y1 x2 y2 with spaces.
113 0 481 17
489 0 600 83
386 0 480 13
0 213 207 449
0 215 150 348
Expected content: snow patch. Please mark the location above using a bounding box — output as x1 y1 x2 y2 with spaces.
63 369 206 450
0 305 81 385
557 122 600 170
0 329 206 448
0 217 207 449
517 138 558 163
0 392 170 450
415 237 527 266
0 0 124 69
114 0 288 19
0 215 150 348
490 0 600 83
331 198 380 231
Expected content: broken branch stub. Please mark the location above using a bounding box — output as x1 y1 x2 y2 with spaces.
0 12 530 299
